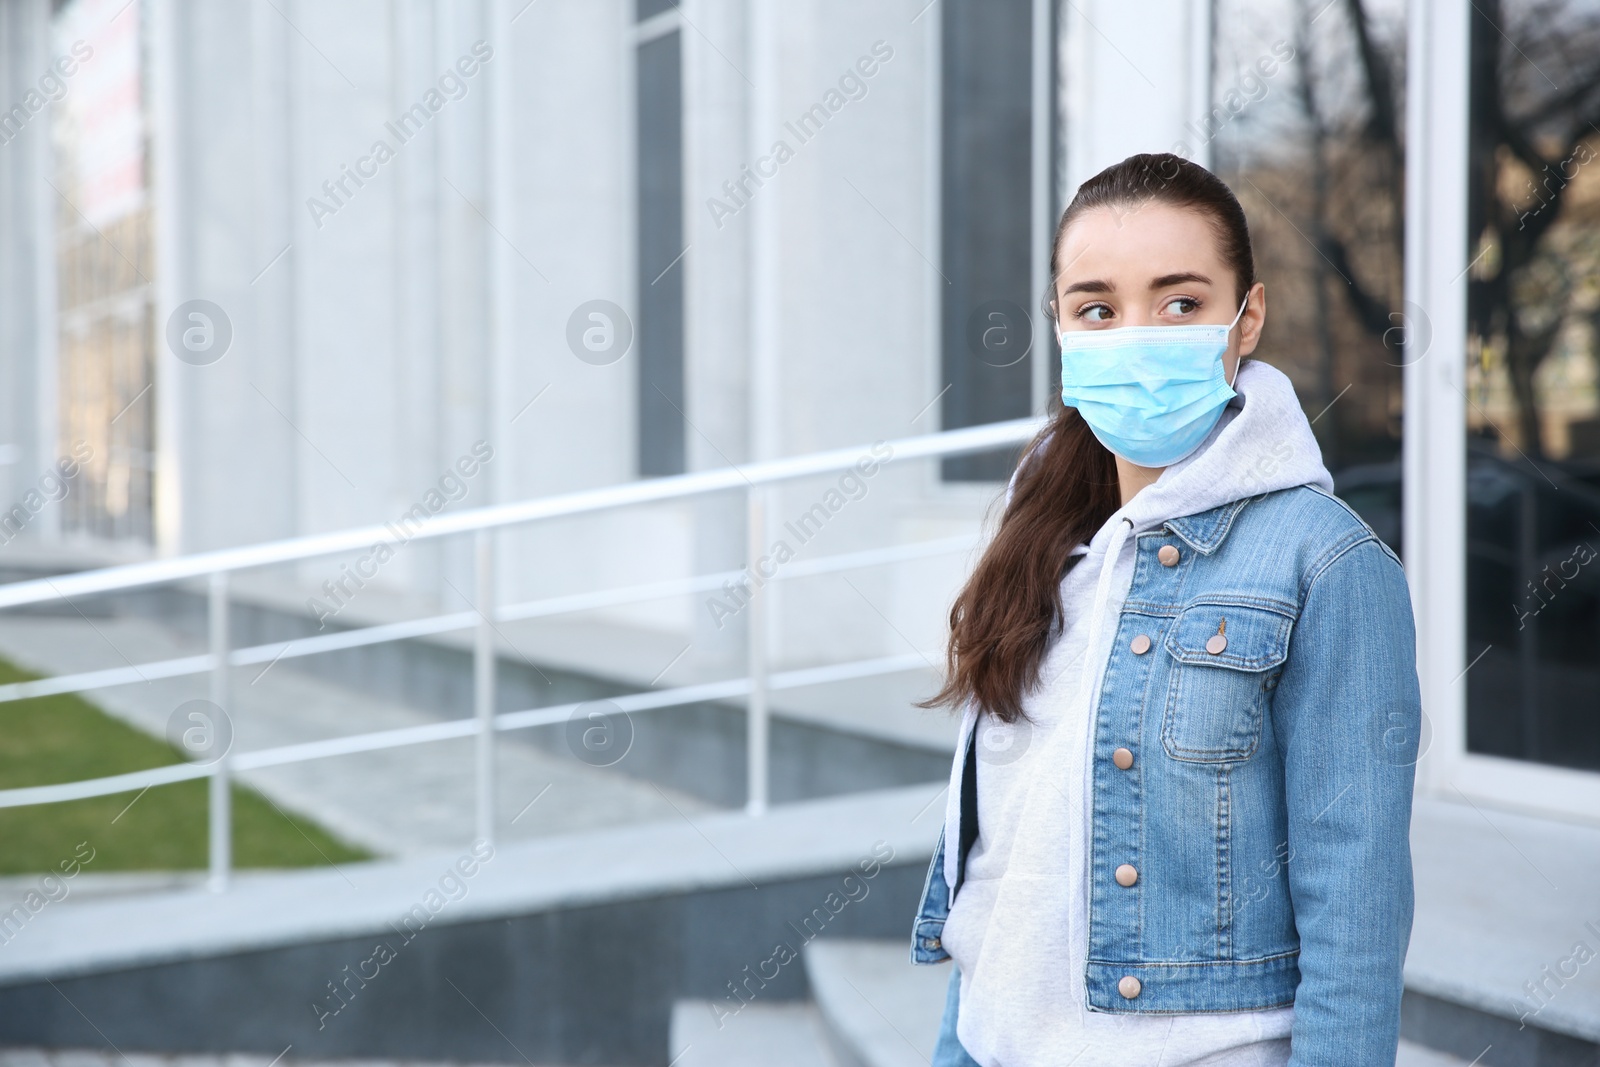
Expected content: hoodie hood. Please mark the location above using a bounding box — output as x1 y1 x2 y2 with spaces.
1108 356 1333 534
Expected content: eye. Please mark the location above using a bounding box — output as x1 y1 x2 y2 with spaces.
1074 302 1114 323
1162 296 1201 317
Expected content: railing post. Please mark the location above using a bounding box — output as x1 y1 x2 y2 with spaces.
207 570 231 892
746 486 769 816
474 529 497 845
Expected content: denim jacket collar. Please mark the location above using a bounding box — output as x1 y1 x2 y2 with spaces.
1159 497 1252 555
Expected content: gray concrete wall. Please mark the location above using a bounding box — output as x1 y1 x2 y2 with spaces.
0 862 929 1066
1401 990 1600 1067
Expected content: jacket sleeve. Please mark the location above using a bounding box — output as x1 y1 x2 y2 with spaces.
1269 535 1420 1066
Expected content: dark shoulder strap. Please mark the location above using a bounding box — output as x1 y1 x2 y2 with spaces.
955 720 980 892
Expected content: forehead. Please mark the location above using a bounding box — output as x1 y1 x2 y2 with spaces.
1055 202 1232 290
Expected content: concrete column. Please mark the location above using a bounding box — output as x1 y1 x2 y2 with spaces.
1063 0 1213 192
0 0 57 537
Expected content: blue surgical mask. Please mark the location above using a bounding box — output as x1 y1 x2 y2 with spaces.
1056 297 1248 468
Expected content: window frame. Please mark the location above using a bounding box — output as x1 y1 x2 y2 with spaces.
1404 0 1600 822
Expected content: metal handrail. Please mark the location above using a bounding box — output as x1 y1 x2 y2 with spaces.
0 418 1038 609
0 417 1040 889
0 533 980 705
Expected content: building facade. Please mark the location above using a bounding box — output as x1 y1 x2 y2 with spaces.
0 0 1595 825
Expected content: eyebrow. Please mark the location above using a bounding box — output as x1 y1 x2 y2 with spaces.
1149 271 1212 289
1058 271 1213 297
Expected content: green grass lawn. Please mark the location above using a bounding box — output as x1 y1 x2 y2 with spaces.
0 657 372 874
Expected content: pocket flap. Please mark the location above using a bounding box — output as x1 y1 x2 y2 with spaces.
1164 602 1293 672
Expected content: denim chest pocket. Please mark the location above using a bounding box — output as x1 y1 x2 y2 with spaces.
1161 602 1294 762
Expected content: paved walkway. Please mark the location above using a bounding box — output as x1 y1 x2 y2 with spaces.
0 615 714 859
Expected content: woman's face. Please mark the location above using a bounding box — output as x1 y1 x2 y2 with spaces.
1052 201 1266 381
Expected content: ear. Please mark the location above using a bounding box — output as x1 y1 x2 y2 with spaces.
1237 282 1266 357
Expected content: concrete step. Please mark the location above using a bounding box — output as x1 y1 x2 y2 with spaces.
801 939 1479 1067
0 1049 592 1067
669 1000 839 1067
0 1010 1469 1067
1404 795 1600 1061
802 940 946 1067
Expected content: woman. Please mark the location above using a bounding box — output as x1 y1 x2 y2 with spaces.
910 153 1421 1066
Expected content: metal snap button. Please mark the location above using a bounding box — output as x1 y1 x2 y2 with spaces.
1157 544 1180 567
1115 863 1138 886
1130 634 1151 654
1206 617 1227 655
1112 747 1133 769
1118 975 1142 998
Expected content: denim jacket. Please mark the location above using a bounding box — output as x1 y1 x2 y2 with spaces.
910 484 1421 1065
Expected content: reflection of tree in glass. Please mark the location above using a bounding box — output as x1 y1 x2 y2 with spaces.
1466 0 1600 461
1213 0 1408 475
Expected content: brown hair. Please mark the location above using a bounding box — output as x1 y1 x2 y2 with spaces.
920 153 1257 723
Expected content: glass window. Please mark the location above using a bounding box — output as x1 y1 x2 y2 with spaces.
939 0 1046 482
636 0 678 21
1208 0 1407 553
1463 0 1600 772
636 7 685 477
51 0 156 544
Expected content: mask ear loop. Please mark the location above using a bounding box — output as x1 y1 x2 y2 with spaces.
1224 293 1250 388
1226 294 1250 331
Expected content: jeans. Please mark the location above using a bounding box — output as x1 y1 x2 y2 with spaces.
932 966 982 1067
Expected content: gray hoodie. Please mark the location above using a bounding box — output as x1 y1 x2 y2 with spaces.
937 358 1335 1066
